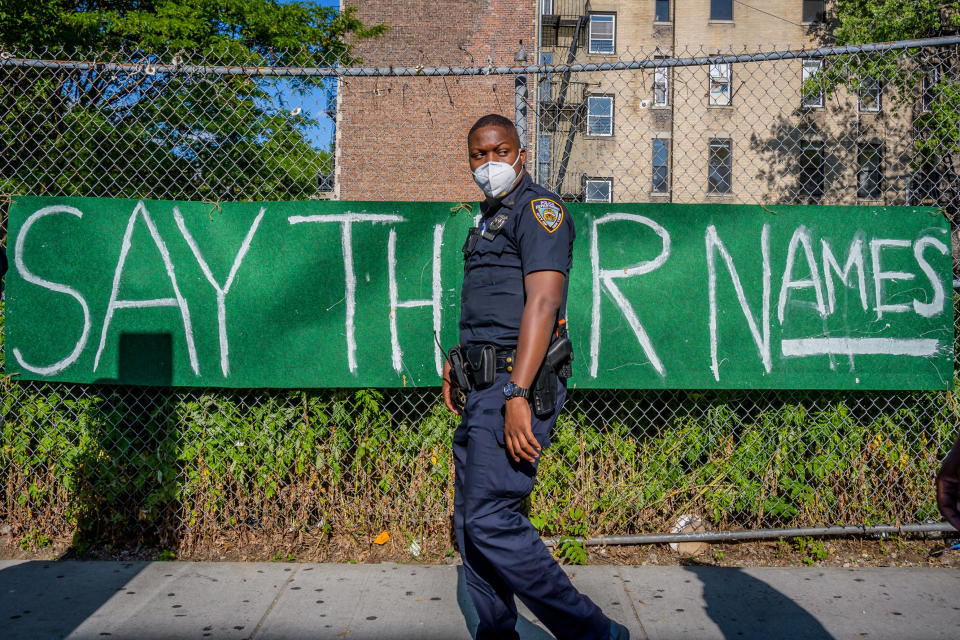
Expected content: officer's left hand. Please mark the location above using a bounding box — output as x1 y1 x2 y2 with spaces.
442 360 463 415
504 397 540 463
936 435 960 531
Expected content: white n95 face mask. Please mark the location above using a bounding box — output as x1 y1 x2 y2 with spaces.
472 153 523 199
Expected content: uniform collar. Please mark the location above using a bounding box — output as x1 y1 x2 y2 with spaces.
482 171 532 216
502 171 533 208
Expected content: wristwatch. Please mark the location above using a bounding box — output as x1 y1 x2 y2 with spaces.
502 380 530 400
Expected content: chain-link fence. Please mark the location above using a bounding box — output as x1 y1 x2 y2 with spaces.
1 39 958 551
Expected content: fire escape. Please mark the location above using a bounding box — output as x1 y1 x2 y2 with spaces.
539 0 591 197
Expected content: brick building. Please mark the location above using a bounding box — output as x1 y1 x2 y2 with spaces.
335 1 537 200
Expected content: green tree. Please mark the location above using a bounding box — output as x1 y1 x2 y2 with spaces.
0 1 387 201
817 1 960 212
830 0 959 43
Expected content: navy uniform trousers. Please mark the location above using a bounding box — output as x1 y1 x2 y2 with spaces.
453 371 611 640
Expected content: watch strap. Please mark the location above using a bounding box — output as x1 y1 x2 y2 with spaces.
504 381 530 399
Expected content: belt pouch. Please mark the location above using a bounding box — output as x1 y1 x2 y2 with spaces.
465 344 496 389
447 346 472 391
531 361 558 418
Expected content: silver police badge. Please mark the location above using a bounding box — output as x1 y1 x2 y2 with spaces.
531 198 564 233
487 213 509 232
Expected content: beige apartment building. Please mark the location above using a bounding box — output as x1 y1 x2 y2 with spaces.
336 1 944 207
536 0 933 206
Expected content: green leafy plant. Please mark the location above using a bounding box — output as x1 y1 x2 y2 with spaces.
557 537 589 565
19 528 51 551
793 536 829 565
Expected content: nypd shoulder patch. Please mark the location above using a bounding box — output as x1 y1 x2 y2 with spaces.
530 198 564 233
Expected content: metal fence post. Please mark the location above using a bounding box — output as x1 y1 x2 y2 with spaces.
515 41 528 149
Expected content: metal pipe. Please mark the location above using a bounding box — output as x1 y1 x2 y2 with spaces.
542 523 957 547
514 42 529 147
3 36 959 78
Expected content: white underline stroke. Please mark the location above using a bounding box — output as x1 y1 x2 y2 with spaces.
781 338 939 358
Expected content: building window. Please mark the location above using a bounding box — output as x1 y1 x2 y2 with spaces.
802 59 824 108
585 178 613 202
654 64 669 106
711 0 733 20
652 139 669 193
798 140 824 201
858 142 883 200
586 95 614 136
538 134 552 185
910 158 941 204
858 76 881 112
655 0 670 22
708 138 732 194
588 14 615 54
802 0 825 23
922 67 939 112
709 63 732 106
538 52 553 105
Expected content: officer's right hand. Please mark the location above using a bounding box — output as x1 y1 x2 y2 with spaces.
936 434 960 531
442 360 463 415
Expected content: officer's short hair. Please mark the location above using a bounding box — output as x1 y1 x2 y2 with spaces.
468 114 520 146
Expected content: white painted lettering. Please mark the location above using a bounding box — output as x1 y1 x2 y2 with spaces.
706 224 772 381
174 207 265 377
288 213 405 373
94 202 200 375
782 337 938 357
912 235 949 318
777 225 827 323
388 223 446 375
821 235 868 315
589 214 670 378
12 205 91 376
870 238 915 318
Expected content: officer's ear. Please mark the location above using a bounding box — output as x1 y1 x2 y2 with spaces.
519 148 527 167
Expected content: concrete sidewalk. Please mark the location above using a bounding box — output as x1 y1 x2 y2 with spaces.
1 560 958 639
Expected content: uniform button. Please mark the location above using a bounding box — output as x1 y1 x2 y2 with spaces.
506 357 512 363
507 366 513 373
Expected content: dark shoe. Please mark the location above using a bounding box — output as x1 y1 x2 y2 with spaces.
608 620 630 640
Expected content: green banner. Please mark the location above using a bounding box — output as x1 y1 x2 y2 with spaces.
3 197 954 389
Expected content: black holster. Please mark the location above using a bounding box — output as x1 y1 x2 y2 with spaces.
531 361 557 419
447 346 472 391
531 335 574 418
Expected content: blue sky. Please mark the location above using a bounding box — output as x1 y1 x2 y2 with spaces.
275 0 344 151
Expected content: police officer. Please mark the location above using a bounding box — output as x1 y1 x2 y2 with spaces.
443 113 629 640
937 434 960 531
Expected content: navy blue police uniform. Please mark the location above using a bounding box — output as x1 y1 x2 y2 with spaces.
454 171 613 640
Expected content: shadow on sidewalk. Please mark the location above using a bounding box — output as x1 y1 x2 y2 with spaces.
0 560 147 639
683 562 834 639
457 565 555 639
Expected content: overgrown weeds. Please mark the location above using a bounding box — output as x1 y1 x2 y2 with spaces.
1 299 958 556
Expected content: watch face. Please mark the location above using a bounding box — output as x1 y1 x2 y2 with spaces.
503 381 517 397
